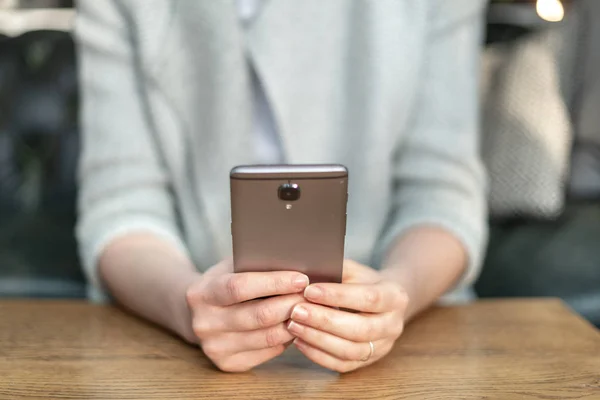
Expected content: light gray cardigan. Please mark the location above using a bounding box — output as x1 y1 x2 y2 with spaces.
75 0 487 301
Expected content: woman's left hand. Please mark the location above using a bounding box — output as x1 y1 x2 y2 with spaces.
287 260 409 373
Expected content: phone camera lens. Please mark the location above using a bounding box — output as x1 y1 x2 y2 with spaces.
278 183 301 201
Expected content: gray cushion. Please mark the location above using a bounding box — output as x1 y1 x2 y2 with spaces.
481 29 573 218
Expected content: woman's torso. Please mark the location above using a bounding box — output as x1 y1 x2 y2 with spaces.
126 0 431 271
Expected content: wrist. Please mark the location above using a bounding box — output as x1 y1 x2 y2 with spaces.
167 269 203 344
379 227 468 320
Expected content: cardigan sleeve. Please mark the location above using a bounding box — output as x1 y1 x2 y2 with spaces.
75 0 188 302
375 0 488 295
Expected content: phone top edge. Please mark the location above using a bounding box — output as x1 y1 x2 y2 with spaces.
230 164 348 179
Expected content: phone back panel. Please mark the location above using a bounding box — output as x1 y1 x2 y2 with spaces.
230 165 348 283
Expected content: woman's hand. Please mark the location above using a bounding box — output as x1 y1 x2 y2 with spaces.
185 259 309 372
287 260 409 373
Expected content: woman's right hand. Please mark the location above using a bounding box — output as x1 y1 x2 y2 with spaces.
185 259 309 372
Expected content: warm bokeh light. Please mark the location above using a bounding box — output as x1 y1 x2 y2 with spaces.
536 0 565 22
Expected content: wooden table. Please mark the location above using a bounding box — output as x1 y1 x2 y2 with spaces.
0 299 598 399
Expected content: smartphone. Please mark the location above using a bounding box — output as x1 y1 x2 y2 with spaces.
230 164 348 283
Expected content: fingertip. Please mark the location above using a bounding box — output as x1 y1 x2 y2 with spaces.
304 285 323 300
293 274 310 290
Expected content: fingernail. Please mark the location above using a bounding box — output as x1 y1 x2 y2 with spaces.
291 305 309 321
304 285 323 300
293 274 310 289
287 320 303 334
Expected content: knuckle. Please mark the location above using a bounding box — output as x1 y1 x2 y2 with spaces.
324 287 336 303
394 323 405 338
215 358 249 373
201 341 224 360
364 288 381 308
357 322 377 342
388 284 409 310
333 362 353 374
186 282 209 307
184 286 196 307
397 290 409 310
363 324 374 341
315 311 332 330
343 346 363 362
254 305 277 328
271 274 289 292
225 275 244 302
192 319 212 339
390 317 405 338
264 326 285 348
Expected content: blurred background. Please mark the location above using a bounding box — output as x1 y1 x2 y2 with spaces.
0 0 598 326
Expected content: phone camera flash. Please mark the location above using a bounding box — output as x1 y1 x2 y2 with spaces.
286 204 292 210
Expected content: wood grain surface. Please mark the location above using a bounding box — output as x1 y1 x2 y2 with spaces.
0 299 598 400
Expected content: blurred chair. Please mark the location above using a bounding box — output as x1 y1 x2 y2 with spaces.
476 0 600 326
0 29 83 298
